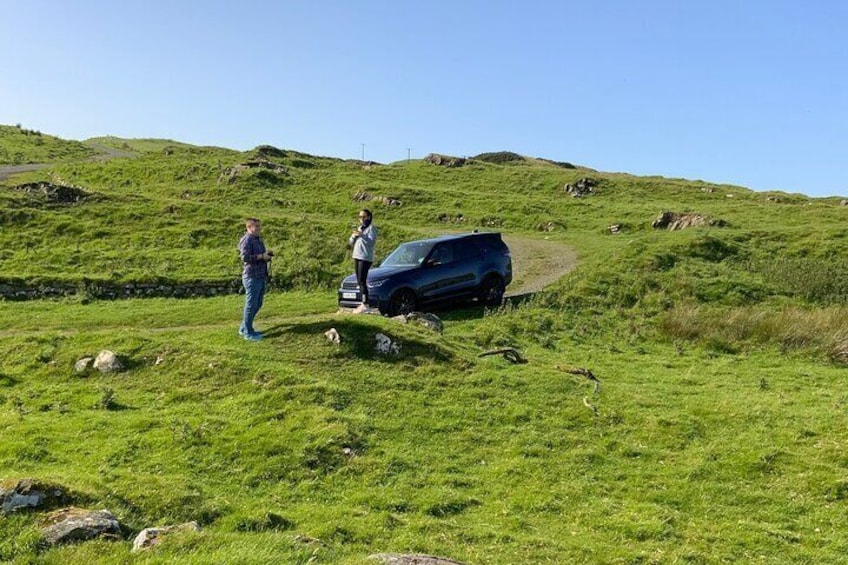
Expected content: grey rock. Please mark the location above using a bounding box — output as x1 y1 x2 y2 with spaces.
375 333 400 356
74 357 94 373
40 507 122 545
1 479 68 514
840 199 848 206
132 521 201 551
405 312 444 334
93 350 122 373
369 554 466 565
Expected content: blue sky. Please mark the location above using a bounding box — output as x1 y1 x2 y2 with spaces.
1 0 846 196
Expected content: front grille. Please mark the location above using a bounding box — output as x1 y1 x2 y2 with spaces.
342 281 360 290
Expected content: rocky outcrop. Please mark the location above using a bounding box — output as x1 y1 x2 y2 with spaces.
425 153 467 168
40 507 123 545
652 211 726 231
219 159 288 183
352 191 403 207
564 178 596 197
472 151 525 164
1 479 69 514
369 554 466 565
132 521 201 551
11 182 90 204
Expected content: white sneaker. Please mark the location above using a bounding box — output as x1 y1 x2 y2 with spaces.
353 303 368 313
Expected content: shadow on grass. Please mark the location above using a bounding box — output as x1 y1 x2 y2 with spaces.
0 372 20 387
262 317 456 364
428 291 539 323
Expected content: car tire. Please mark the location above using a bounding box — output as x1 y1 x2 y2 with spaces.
387 289 417 317
479 275 505 308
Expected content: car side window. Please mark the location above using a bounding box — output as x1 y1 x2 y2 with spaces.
429 243 454 265
454 240 481 261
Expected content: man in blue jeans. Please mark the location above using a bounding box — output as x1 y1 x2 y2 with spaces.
237 218 272 341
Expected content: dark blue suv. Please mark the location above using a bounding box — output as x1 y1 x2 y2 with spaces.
338 232 512 316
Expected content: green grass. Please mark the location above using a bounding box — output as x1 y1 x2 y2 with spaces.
1 126 848 563
0 125 96 165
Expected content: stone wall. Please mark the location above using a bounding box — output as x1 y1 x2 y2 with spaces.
0 279 243 301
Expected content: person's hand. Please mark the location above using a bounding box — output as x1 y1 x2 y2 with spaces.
351 230 361 238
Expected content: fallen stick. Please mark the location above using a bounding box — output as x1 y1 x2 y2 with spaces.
478 347 527 364
556 365 601 394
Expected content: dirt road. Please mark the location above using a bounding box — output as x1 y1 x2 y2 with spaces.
502 235 578 297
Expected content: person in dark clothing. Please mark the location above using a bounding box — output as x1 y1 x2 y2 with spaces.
348 209 377 313
238 218 272 340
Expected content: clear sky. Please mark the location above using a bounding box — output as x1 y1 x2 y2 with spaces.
1 0 846 196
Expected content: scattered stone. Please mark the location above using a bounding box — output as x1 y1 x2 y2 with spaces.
766 196 781 203
132 521 201 552
40 507 122 545
437 213 465 223
154 355 165 366
324 328 341 344
424 153 467 168
651 211 726 231
375 333 400 356
564 178 596 197
93 350 123 373
840 199 848 206
73 357 94 373
480 216 503 227
608 224 622 234
1 479 69 514
369 554 466 565
537 221 560 232
701 186 715 193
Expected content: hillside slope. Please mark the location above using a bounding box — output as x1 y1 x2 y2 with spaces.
0 128 847 564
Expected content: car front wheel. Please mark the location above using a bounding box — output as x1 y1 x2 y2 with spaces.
386 289 417 317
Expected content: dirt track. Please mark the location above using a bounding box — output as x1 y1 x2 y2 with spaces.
502 235 578 296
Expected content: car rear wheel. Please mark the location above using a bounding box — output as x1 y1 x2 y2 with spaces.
479 275 505 308
387 289 417 317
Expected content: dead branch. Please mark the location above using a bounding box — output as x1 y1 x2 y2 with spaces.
556 365 601 394
478 347 527 364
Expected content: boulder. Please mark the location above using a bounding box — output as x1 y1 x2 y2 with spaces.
840 199 848 206
1 479 69 514
132 521 202 551
608 224 622 234
74 357 94 373
369 554 466 565
40 507 122 545
93 350 123 373
375 333 400 356
404 312 444 334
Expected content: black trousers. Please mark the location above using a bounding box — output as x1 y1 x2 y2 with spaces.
354 259 372 305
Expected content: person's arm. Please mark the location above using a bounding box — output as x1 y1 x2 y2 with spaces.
361 225 377 245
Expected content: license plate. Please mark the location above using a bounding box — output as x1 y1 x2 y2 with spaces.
342 292 358 299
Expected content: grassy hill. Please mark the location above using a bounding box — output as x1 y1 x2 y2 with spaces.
1 127 847 563
0 125 96 165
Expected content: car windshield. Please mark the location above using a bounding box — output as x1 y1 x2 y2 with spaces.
381 241 435 267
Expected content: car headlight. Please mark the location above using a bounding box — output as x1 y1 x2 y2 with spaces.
367 279 387 288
